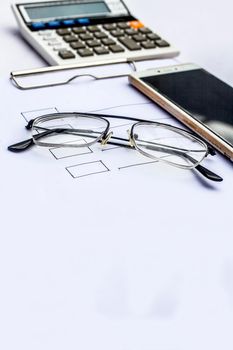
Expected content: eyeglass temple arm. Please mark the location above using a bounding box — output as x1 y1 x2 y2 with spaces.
8 129 61 152
7 127 96 152
142 141 222 182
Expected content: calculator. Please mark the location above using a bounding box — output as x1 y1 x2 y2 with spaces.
12 0 179 66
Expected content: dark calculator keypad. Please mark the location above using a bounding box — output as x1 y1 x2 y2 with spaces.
156 39 170 47
94 47 110 55
86 40 101 47
63 35 79 43
109 45 125 53
79 33 93 41
111 29 125 37
72 27 86 34
70 41 86 49
56 28 70 36
101 38 116 46
133 34 147 42
57 21 171 60
77 48 94 57
94 32 108 39
118 37 141 51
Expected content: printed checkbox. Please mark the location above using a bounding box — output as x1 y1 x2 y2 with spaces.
66 160 109 178
50 139 92 159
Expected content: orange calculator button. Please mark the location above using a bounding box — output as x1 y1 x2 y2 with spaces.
129 21 144 29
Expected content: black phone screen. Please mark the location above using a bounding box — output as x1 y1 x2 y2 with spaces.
141 68 233 147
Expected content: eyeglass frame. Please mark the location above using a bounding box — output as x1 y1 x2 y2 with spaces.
8 112 222 182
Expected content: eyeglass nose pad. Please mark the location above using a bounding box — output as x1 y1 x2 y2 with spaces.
127 129 135 147
101 131 113 145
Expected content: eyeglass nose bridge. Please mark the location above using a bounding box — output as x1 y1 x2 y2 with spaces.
101 131 113 145
127 129 136 147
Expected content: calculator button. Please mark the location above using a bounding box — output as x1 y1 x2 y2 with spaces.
63 35 79 42
141 41 156 49
129 21 144 29
77 18 90 25
94 31 108 39
118 37 141 50
87 26 100 32
58 50 76 59
133 34 146 42
111 29 125 37
139 27 152 34
86 40 101 47
79 33 93 41
38 30 53 36
43 36 57 42
47 21 60 28
50 42 63 48
109 45 125 53
63 19 75 26
77 48 94 57
103 23 116 31
94 47 110 55
156 39 170 47
72 27 86 34
56 28 70 36
48 40 60 46
53 45 66 51
147 33 161 41
101 38 116 46
31 22 46 30
117 22 130 29
70 41 86 49
125 28 137 36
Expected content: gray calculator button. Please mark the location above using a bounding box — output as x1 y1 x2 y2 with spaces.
111 29 125 37
72 27 86 34
125 28 137 36
38 30 52 36
103 23 116 31
56 28 70 36
87 25 100 32
133 34 146 42
70 41 86 49
147 33 161 41
94 47 110 55
48 40 60 46
117 22 130 29
101 38 116 46
109 44 125 53
58 50 76 59
94 31 108 39
86 40 101 47
141 41 156 49
63 35 79 42
156 39 170 47
77 48 94 57
79 33 93 41
139 27 152 34
118 37 141 50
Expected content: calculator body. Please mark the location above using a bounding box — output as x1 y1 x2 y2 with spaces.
12 0 179 66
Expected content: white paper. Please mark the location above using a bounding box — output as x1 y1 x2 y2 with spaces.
1 58 233 350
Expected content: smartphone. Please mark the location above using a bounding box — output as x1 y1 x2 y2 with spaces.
129 63 233 161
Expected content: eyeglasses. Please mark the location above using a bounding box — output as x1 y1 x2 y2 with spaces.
8 112 222 182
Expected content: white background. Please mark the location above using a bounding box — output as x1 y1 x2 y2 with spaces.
1 1 233 350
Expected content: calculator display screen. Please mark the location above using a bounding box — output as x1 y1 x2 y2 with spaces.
25 2 110 20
